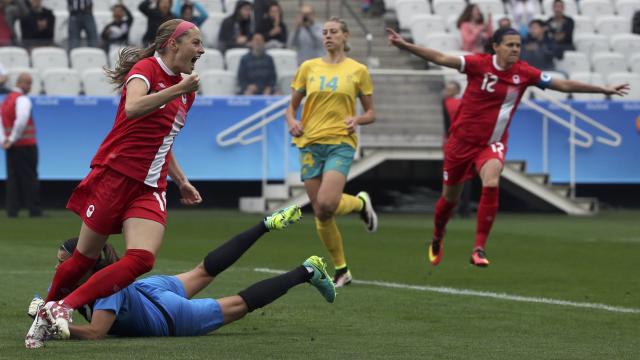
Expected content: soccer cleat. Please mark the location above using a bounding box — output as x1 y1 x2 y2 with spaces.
25 303 52 349
264 204 302 231
333 269 353 288
470 248 490 267
28 296 45 319
44 301 73 340
303 256 336 303
357 191 378 233
428 235 444 266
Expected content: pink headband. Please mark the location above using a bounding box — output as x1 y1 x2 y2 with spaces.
160 21 196 49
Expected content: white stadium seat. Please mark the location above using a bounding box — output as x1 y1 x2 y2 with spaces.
433 0 466 20
569 72 606 100
473 0 504 17
31 47 69 74
82 69 116 96
200 69 236 95
384 0 397 11
591 52 627 77
595 15 630 37
0 47 30 69
43 0 67 10
555 51 590 74
580 0 614 20
410 14 446 43
396 0 430 31
277 71 296 95
195 48 225 73
615 0 640 20
417 32 461 51
266 49 298 78
122 0 140 8
70 47 109 73
445 14 461 35
42 68 81 95
93 11 112 38
628 52 640 74
201 0 224 13
540 71 569 100
53 10 69 46
7 68 42 95
574 33 609 56
92 1 116 12
224 47 249 74
609 33 640 59
128 12 147 46
572 15 595 34
201 12 225 49
542 0 578 16
607 72 640 100
108 46 126 69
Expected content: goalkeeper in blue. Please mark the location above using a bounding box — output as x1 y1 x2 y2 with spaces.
26 205 336 347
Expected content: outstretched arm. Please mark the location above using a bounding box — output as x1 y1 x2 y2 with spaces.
386 28 462 70
69 310 116 340
548 78 629 96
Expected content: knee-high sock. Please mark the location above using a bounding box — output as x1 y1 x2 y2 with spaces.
62 249 155 309
433 197 457 239
475 187 499 250
45 249 97 302
203 222 268 277
238 266 311 312
315 217 346 269
334 194 364 216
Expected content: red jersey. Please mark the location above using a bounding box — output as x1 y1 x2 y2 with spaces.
1 91 36 147
91 56 195 188
450 54 551 146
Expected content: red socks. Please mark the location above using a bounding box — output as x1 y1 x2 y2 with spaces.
433 197 457 239
46 249 97 302
475 187 499 250
62 249 155 309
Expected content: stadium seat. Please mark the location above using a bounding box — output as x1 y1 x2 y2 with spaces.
554 51 590 74
384 0 397 11
607 72 640 100
7 68 42 95
540 71 569 100
591 52 627 77
0 47 30 69
82 68 116 96
93 11 113 38
594 15 630 37
53 10 69 46
195 48 225 73
31 47 69 74
417 32 461 51
42 68 81 95
473 0 505 17
609 34 640 59
445 14 461 35
70 47 108 73
580 0 614 20
266 49 298 78
224 48 249 74
122 0 140 8
128 12 147 46
396 0 430 31
433 0 466 20
277 71 295 95
615 0 640 20
200 12 225 49
572 15 595 34
629 52 640 74
92 1 114 11
542 0 578 16
569 72 606 100
574 33 609 56
43 0 67 11
410 14 446 43
108 46 126 68
199 69 236 95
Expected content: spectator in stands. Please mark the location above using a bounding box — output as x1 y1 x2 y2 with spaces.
20 0 55 49
139 0 176 47
253 0 270 31
1 0 28 46
172 0 208 27
1 72 42 218
238 33 277 95
218 0 254 53
288 4 323 64
632 10 640 35
457 4 493 53
68 0 98 49
545 0 574 59
497 17 512 30
100 4 132 53
508 0 540 37
258 1 287 49
521 19 556 70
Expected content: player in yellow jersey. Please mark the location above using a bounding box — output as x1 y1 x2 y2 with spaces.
285 17 377 287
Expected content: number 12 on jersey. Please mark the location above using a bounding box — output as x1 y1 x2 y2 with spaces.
481 73 498 93
319 76 338 92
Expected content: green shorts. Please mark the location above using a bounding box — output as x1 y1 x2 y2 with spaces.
299 143 356 181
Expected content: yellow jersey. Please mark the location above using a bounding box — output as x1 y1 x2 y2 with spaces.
290 57 373 148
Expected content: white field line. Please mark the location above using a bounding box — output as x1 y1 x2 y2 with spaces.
254 268 640 314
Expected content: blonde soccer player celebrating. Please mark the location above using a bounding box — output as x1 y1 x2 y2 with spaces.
285 17 377 287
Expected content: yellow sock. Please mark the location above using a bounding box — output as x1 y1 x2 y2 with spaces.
334 194 364 216
315 217 346 269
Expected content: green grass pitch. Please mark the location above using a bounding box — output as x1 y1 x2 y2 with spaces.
1 209 639 359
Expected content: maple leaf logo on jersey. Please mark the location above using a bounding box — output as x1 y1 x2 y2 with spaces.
512 75 520 84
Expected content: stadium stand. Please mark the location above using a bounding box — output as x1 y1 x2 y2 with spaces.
607 72 640 100
572 15 595 34
395 0 430 31
574 33 610 56
200 69 236 95
224 47 250 75
629 52 640 74
7 68 42 95
569 72 607 100
0 47 30 69
591 52 627 77
31 47 69 74
473 0 505 18
610 34 640 58
82 68 115 96
42 68 81 96
195 48 225 73
580 0 615 20
542 0 578 15
432 0 466 19
266 48 298 77
410 14 446 41
70 47 108 73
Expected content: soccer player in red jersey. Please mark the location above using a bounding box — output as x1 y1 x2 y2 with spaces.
387 27 629 267
26 19 205 348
